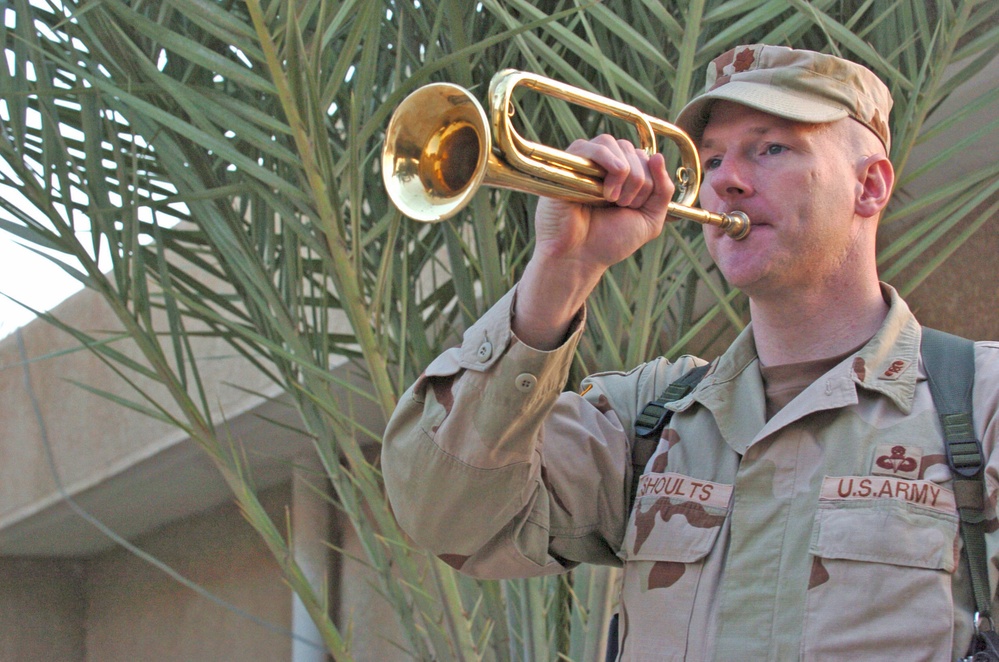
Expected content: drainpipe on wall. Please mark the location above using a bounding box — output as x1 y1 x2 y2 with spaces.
291 455 331 662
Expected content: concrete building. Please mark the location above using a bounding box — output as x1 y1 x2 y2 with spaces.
0 284 403 660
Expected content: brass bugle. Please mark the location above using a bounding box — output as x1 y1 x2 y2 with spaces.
381 69 750 240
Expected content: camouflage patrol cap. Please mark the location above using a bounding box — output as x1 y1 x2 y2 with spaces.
676 44 893 153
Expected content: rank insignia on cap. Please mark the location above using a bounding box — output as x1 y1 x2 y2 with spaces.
872 444 922 479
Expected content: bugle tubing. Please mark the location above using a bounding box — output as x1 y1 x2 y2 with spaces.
381 69 750 240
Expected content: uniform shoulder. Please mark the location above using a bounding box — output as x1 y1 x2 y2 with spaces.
577 355 708 422
974 340 999 376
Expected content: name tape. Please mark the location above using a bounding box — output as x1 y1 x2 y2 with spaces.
637 472 733 510
820 475 955 514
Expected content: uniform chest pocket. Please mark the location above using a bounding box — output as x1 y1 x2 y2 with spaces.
615 473 731 661
811 475 959 570
800 476 960 661
622 472 732 561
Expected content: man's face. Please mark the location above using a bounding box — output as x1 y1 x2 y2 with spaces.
696 101 868 300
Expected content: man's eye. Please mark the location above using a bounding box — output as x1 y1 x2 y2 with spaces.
703 157 722 170
764 144 787 156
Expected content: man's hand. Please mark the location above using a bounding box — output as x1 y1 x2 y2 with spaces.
513 136 675 350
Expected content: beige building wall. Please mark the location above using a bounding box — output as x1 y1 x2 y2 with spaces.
0 557 85 661
899 219 999 342
337 528 410 661
878 55 999 343
83 485 292 662
0 278 406 661
0 484 407 662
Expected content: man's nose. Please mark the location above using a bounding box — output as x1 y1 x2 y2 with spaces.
706 156 752 199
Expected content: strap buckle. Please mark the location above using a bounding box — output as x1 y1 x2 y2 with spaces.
634 401 671 438
948 437 985 478
978 613 995 635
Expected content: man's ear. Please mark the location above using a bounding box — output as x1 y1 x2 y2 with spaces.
856 154 894 218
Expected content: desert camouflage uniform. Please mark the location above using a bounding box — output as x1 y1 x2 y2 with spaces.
382 283 999 661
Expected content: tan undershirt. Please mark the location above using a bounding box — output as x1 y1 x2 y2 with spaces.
759 343 866 421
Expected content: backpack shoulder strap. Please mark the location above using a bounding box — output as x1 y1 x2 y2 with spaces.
630 362 711 509
922 329 980 477
920 328 989 623
634 362 711 439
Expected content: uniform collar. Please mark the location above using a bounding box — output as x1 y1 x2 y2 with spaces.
669 283 922 452
843 283 922 414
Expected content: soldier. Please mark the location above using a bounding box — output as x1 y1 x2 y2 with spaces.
382 45 999 660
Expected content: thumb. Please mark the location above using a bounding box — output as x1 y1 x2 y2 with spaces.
643 153 675 227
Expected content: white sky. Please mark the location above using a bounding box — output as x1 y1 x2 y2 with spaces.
0 151 98 341
0 0 110 341
0 229 82 339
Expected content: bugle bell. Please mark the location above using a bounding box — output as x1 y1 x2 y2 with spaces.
381 69 750 239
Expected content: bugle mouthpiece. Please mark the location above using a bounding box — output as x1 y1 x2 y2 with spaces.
667 204 751 240
717 211 750 240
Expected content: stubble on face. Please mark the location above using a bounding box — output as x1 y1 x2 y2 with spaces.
696 103 876 301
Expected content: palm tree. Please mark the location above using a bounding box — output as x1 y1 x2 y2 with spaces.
2 0 996 659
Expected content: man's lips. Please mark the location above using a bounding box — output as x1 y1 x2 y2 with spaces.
711 210 767 236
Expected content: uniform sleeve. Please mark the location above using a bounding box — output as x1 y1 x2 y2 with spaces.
381 287 672 579
975 342 999 613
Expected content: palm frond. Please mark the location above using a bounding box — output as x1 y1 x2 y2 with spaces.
2 0 994 658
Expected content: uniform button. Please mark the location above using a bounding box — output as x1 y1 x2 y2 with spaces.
515 373 537 393
476 341 493 362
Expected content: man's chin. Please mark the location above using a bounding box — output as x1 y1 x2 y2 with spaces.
712 253 773 295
